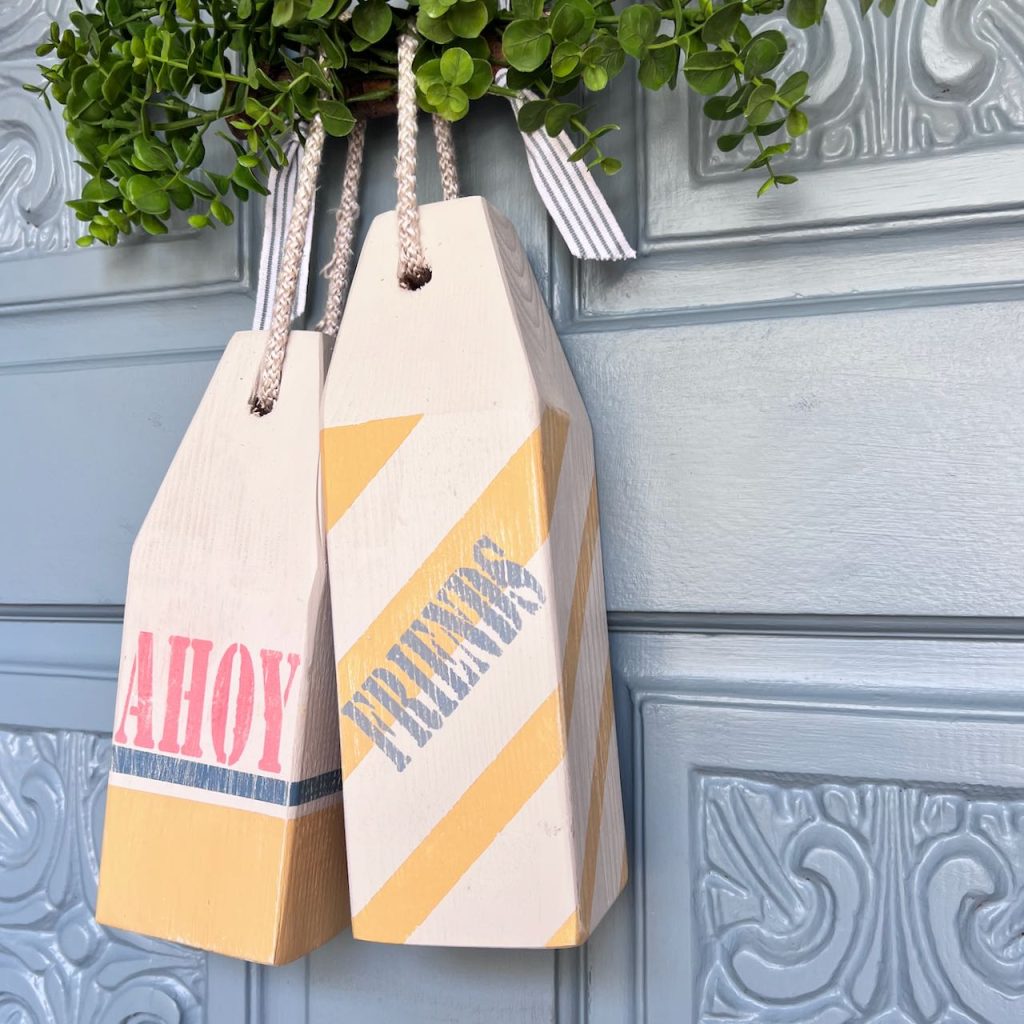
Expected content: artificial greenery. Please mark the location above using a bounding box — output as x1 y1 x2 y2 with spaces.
30 0 937 246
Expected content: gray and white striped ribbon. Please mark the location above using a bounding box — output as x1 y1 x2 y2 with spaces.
252 135 318 331
496 70 635 261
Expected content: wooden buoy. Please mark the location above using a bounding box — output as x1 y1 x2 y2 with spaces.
321 196 626 947
96 329 350 964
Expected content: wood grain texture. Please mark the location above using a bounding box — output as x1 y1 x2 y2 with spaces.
321 197 625 947
97 329 349 964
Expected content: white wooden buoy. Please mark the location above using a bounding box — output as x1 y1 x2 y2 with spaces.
96 328 350 964
321 196 626 947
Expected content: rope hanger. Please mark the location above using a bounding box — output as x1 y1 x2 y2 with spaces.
250 33 460 415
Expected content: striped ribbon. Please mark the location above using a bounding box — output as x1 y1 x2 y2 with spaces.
496 71 635 262
252 135 317 331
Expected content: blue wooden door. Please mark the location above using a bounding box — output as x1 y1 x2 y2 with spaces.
4 1 1024 1021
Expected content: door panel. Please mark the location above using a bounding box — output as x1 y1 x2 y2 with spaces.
3 0 1023 1021
614 632 1024 1023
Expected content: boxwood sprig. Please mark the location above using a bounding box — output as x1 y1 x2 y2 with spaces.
28 0 937 246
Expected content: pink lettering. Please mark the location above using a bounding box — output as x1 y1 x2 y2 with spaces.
114 631 155 749
258 649 300 773
211 643 255 766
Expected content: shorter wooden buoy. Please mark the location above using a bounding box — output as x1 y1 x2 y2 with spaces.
97 329 349 964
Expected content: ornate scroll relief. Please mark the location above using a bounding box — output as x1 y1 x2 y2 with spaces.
695 0 1024 178
698 774 1024 1024
0 1 84 260
0 0 244 309
0 729 204 1024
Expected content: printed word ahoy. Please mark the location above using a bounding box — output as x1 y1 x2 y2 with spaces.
115 632 300 775
342 536 546 772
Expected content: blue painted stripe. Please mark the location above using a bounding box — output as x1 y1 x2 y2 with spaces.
111 746 342 808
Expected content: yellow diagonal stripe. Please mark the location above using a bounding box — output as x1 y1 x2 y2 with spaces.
321 415 422 533
546 910 584 948
561 477 599 726
351 690 564 943
337 408 570 778
579 663 614 932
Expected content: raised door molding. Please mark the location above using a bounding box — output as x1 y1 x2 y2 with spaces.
570 0 1024 324
608 631 1024 1024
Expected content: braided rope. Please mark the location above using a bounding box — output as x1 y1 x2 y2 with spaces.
317 119 367 336
396 33 430 289
432 114 460 203
250 115 327 415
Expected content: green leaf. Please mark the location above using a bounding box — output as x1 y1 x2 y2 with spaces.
757 177 774 196
512 0 544 16
742 30 787 77
101 60 132 104
755 117 786 135
308 0 334 16
122 174 170 217
638 44 678 90
598 156 622 174
787 0 827 28
618 4 657 59
318 99 355 137
440 47 474 86
464 59 493 99
82 177 120 203
353 0 392 43
211 199 234 225
421 0 458 16
544 101 581 135
744 82 776 125
703 95 736 120
777 70 809 107
551 41 582 79
717 131 746 151
786 107 809 136
67 199 99 220
140 213 169 235
550 0 596 45
702 2 743 46
502 19 552 72
517 98 552 132
417 10 456 43
90 219 118 246
582 63 609 91
417 58 444 88
231 162 269 196
448 1 488 39
684 49 735 95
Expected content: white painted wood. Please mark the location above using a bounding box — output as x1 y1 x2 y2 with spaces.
320 196 625 947
96 329 349 964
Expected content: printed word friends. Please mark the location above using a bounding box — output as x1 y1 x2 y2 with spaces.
341 536 546 772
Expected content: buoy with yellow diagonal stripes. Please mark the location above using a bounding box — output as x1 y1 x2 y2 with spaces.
321 196 627 948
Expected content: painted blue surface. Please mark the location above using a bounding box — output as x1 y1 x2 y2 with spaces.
4 2 1024 1021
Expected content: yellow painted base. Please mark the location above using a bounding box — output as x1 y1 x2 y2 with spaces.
96 786 350 964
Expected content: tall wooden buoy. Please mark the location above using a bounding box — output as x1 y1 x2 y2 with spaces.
321 196 626 947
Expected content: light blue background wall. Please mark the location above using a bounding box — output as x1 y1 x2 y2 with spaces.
3 1 1024 1021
